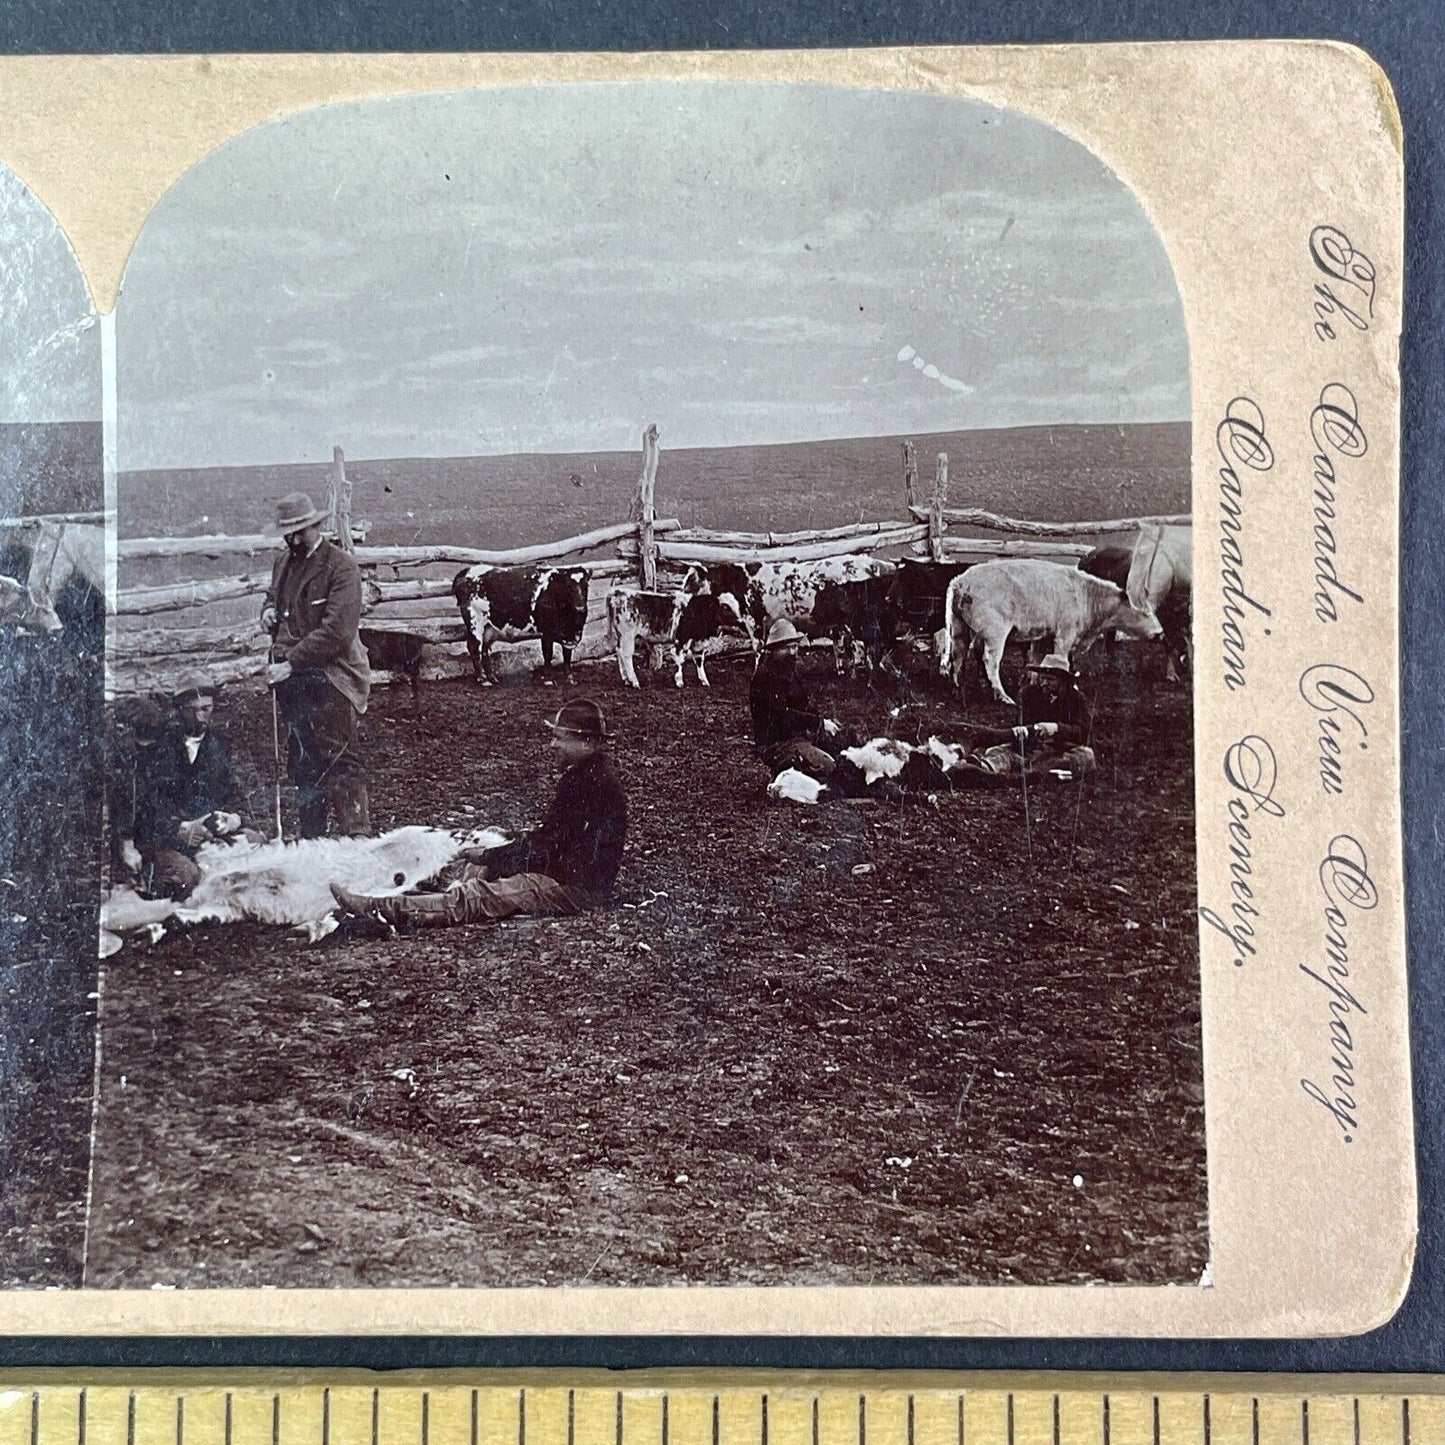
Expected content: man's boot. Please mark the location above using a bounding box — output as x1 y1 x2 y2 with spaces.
325 777 372 836
329 880 457 928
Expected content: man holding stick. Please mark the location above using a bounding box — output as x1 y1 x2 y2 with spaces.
261 492 372 837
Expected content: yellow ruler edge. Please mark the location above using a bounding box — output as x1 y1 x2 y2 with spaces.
1 1375 1444 1445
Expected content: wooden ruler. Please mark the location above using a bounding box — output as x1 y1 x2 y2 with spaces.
0 1379 1441 1445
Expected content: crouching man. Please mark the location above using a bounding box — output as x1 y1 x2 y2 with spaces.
137 674 260 898
331 698 627 927
967 654 1096 777
750 618 850 780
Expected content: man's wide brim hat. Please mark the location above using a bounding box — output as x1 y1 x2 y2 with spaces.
171 669 219 702
1027 653 1075 676
764 618 805 648
274 491 328 535
544 698 608 742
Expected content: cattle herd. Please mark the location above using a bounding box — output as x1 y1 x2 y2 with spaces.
432 525 1194 703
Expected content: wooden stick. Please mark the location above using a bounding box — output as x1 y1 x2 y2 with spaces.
649 526 927 566
929 452 949 562
116 575 268 614
902 440 918 512
667 518 914 547
332 446 354 553
634 423 660 590
907 505 1192 536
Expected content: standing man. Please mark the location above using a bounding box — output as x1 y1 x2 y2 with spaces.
262 491 372 837
330 698 626 927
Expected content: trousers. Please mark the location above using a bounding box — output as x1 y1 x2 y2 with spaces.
760 737 837 779
383 869 580 927
277 671 370 837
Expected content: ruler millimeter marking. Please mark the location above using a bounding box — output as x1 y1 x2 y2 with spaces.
1 1385 1441 1445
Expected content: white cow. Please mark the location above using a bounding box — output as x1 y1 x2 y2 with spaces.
98 825 503 952
607 586 749 688
1127 523 1194 682
690 556 894 649
1 522 107 634
943 558 1162 705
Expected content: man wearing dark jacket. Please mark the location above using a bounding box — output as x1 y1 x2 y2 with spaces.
262 491 372 837
967 654 1095 776
136 676 254 897
750 618 847 778
330 698 627 927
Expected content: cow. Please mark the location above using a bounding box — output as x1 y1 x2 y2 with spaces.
1127 523 1193 683
885 558 974 637
452 564 590 686
607 585 749 688
683 555 894 644
360 626 428 701
809 575 902 677
883 557 975 675
1077 544 1133 590
943 557 1163 704
0 522 106 645
0 574 28 627
98 824 505 950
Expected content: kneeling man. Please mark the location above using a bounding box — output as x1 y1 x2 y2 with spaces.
331 698 627 927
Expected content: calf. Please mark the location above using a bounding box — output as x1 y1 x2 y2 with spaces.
360 626 427 700
452 564 590 686
608 586 748 688
809 575 902 676
944 557 1162 704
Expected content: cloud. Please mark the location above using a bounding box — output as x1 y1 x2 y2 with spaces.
897 344 973 395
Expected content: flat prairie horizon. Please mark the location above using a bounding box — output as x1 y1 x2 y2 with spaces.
117 421 1191 553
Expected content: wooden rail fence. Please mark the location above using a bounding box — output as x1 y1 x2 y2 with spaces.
109 428 1189 694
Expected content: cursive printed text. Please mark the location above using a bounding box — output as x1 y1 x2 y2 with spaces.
1299 835 1378 1142
1200 735 1285 967
1215 397 1275 691
1310 383 1369 623
1310 225 1377 342
1298 662 1374 797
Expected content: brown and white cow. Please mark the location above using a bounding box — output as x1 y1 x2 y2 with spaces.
943 557 1162 704
451 564 590 686
608 585 749 688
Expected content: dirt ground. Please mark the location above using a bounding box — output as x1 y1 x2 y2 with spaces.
87 641 1207 1288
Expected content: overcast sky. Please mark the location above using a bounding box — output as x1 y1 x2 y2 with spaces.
0 166 100 423
117 83 1188 472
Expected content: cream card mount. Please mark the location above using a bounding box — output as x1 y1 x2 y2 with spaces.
0 44 1409 1335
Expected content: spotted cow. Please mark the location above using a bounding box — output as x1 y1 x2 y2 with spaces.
608 585 750 688
451 564 590 686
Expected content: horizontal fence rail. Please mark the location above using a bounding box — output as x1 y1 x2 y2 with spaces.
909 505 1191 536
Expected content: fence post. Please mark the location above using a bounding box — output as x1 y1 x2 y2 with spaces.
633 423 660 589
929 452 949 561
330 445 354 552
903 440 918 511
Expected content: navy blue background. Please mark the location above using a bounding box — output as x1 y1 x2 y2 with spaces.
0 0 1439 1372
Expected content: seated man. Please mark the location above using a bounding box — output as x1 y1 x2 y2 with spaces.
331 697 627 927
968 654 1095 776
108 696 169 886
749 618 848 779
137 674 256 898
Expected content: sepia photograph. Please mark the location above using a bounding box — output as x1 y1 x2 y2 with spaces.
0 164 105 1288
15 79 1206 1292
